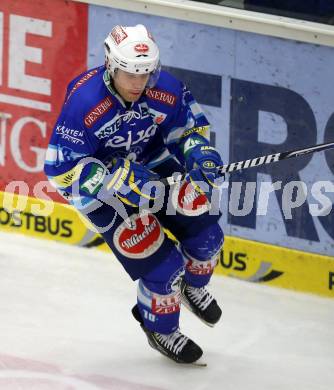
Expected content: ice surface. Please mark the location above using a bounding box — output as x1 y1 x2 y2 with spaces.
0 231 333 390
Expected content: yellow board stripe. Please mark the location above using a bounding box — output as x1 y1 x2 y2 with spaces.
216 236 334 298
0 191 333 298
0 190 89 244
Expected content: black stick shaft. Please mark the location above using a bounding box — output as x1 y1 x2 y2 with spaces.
161 141 334 186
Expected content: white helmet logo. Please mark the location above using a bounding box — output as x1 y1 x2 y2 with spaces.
134 43 149 53
111 25 128 45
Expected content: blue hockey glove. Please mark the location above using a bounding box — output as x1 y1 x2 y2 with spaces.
185 145 224 195
104 158 161 208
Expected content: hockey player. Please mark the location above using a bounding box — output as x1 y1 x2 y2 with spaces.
44 24 224 364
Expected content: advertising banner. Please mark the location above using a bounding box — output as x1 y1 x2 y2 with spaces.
0 0 88 202
0 1 333 297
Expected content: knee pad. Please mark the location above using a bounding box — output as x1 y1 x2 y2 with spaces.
137 246 184 334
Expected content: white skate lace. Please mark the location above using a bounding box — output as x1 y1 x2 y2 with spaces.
119 110 141 123
155 330 189 355
186 286 214 311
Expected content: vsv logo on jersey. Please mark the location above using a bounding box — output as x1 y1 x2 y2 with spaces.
149 108 167 124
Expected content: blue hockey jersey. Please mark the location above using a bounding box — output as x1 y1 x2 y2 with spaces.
44 66 211 208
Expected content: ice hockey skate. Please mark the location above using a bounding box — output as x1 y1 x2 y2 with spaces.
180 278 222 327
132 305 204 365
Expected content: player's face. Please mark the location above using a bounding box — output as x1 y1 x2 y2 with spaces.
113 69 150 102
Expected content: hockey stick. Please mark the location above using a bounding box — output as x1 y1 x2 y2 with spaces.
161 141 334 186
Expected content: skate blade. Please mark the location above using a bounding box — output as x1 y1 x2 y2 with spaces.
172 358 207 367
191 360 207 367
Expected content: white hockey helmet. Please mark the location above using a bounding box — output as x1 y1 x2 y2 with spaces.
104 24 161 88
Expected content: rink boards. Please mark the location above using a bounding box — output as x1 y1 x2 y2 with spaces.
0 191 332 298
0 0 333 298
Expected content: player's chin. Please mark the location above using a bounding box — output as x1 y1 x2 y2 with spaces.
126 91 143 102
